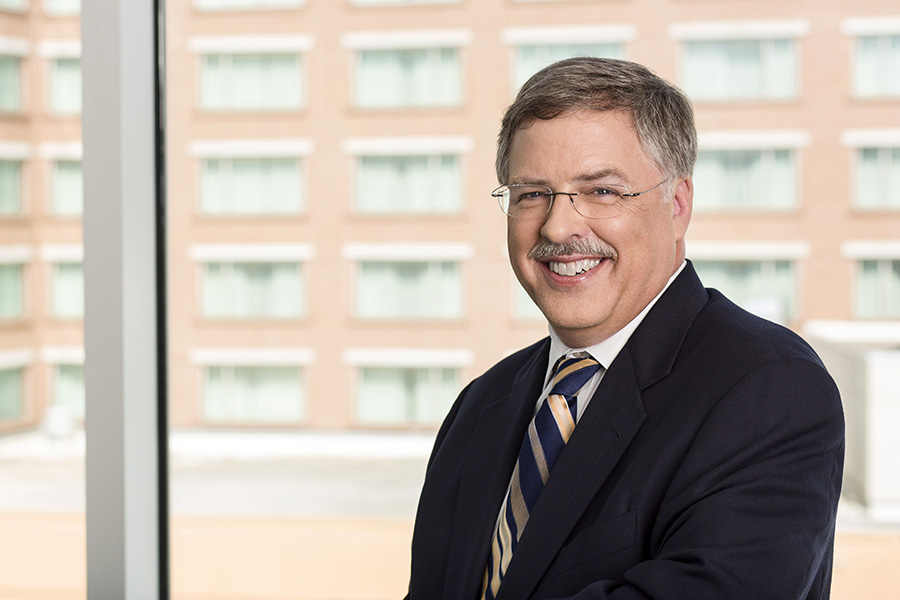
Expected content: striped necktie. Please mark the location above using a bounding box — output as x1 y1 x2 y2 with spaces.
481 353 602 599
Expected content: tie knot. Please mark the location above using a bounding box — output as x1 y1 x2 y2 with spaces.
549 353 602 398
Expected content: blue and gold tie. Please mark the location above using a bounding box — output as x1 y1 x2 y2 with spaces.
481 353 602 599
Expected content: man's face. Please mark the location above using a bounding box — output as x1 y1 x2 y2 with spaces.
506 109 692 348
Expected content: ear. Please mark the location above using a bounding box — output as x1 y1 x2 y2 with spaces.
671 177 693 241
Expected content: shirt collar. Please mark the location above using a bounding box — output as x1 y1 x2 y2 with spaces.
545 260 686 385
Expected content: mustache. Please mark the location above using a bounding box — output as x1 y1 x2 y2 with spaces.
527 239 618 261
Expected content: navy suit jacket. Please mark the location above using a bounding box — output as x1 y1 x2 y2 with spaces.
407 262 844 600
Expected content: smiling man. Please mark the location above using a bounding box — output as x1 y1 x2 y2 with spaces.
406 58 844 600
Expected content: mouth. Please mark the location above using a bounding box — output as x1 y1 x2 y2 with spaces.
547 258 604 277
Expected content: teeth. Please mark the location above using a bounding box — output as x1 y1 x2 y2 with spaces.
549 258 602 277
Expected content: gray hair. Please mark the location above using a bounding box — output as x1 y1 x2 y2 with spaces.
496 57 697 184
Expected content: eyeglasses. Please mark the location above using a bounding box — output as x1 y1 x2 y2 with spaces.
492 178 670 219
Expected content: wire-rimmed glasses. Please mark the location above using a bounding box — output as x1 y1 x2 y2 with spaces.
492 178 669 219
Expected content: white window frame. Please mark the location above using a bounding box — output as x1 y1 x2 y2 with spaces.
188 138 314 215
688 241 808 322
341 29 472 109
842 241 900 319
187 35 314 112
343 136 472 215
0 36 29 113
343 348 473 426
842 17 900 98
694 130 809 212
0 142 30 216
193 0 306 12
670 20 809 102
40 142 84 216
349 0 460 6
190 347 315 424
38 40 82 115
188 243 315 319
343 242 472 320
842 129 900 210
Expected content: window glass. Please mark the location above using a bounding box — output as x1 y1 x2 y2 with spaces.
0 367 24 419
44 0 81 15
355 155 460 214
357 366 458 425
856 148 900 209
50 160 84 216
200 53 303 110
514 282 544 321
51 262 84 318
682 39 797 101
0 56 22 112
203 365 305 423
201 157 303 214
693 149 797 211
692 260 796 323
201 262 304 318
355 48 460 108
0 263 24 318
0 159 22 214
0 0 28 12
853 35 900 98
50 58 82 114
514 43 624 90
194 0 302 10
54 364 85 420
355 261 462 319
856 260 900 318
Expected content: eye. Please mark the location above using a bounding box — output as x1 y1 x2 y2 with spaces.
513 188 551 203
583 187 624 201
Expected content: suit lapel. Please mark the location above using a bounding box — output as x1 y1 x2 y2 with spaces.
495 350 646 600
442 340 550 600
494 263 710 599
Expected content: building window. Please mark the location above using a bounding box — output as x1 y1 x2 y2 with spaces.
0 160 22 215
49 58 82 114
682 39 797 101
693 259 797 323
694 149 797 211
194 0 303 11
355 47 460 108
203 365 305 424
855 147 900 209
51 262 84 318
0 0 27 14
356 261 462 319
672 21 808 102
49 160 83 216
54 364 85 419
514 282 544 321
44 0 80 15
200 53 303 110
356 155 460 214
201 157 303 215
501 26 633 92
343 30 471 109
513 43 624 90
856 260 900 318
0 367 24 420
357 366 458 426
852 35 900 98
201 262 304 318
0 263 24 319
350 0 459 6
0 55 22 112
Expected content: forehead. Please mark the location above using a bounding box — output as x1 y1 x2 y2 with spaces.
507 109 656 183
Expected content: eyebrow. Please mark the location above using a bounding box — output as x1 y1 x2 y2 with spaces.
508 168 630 187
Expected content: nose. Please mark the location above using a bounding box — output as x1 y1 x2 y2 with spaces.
540 192 590 244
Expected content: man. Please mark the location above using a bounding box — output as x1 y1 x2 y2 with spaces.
406 58 844 600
